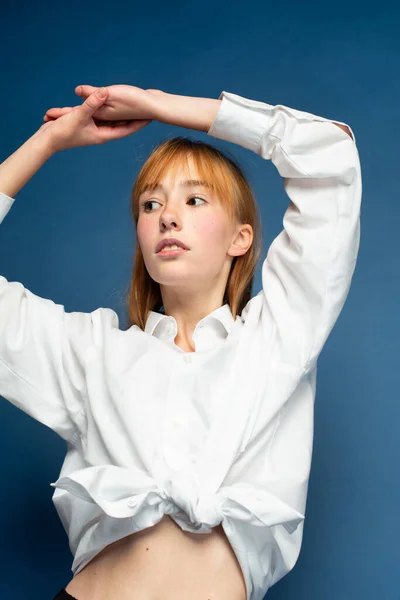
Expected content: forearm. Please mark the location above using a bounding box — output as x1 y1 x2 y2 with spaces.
147 89 352 139
148 90 222 133
0 130 56 198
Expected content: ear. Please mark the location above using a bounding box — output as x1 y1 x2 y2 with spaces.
229 224 254 257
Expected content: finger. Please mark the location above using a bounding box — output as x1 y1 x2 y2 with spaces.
74 84 98 98
46 106 75 116
49 104 109 122
76 88 109 122
44 107 77 122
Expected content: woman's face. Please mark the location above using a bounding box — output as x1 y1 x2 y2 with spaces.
136 158 239 293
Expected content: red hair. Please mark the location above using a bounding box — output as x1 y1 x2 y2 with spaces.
125 136 263 331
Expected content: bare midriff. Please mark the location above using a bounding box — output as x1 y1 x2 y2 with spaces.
64 514 247 600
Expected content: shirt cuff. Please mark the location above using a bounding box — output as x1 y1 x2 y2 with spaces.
0 191 15 225
207 91 272 154
207 90 357 149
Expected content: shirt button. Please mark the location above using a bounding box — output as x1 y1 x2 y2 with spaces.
127 497 136 507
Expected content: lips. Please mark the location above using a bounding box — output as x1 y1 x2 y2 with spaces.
157 247 188 256
155 238 190 253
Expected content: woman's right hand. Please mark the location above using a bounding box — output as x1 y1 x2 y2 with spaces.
39 87 153 152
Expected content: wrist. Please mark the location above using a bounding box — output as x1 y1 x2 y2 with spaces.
0 127 56 199
144 89 169 121
32 128 59 158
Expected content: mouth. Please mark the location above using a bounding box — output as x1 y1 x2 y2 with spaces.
156 247 189 257
155 238 190 253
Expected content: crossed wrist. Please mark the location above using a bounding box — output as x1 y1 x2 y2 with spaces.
143 89 168 122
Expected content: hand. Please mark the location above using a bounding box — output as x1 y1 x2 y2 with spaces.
44 84 162 124
40 87 153 152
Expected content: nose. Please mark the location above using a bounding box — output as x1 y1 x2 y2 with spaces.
159 202 182 230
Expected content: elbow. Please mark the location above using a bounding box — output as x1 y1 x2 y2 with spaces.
333 122 353 140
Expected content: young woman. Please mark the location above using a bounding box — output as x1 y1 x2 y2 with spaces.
0 84 361 600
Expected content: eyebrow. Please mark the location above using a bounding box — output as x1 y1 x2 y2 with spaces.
141 179 211 194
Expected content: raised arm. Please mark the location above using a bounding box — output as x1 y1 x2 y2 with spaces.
0 90 126 440
0 129 56 199
0 86 152 199
148 89 361 372
143 88 353 138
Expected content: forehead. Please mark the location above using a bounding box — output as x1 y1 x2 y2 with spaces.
141 157 212 195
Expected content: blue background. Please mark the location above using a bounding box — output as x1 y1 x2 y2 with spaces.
0 1 398 598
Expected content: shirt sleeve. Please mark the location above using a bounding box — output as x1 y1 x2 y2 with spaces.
207 91 361 372
0 191 118 442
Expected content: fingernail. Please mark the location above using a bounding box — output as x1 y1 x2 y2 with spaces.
97 88 106 98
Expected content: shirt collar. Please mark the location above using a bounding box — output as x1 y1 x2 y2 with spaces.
144 303 235 341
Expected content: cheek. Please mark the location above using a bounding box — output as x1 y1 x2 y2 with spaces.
195 215 226 243
136 218 153 248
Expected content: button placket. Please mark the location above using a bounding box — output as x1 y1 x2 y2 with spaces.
161 359 197 471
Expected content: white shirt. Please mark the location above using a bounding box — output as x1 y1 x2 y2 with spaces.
0 90 361 600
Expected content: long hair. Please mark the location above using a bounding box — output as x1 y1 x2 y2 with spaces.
125 136 263 331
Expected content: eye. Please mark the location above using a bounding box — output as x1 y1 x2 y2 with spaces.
187 195 206 207
140 195 206 213
140 200 159 213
